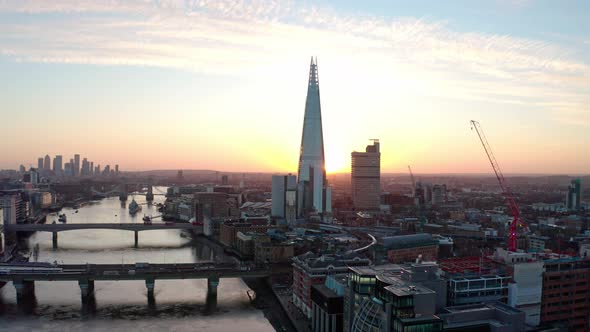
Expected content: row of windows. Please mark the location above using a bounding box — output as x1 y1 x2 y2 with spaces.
452 290 504 298
392 320 442 332
545 273 590 281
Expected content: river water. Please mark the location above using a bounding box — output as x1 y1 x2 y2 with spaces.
0 189 276 331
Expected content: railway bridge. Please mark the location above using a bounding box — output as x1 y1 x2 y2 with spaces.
5 223 202 248
0 262 270 310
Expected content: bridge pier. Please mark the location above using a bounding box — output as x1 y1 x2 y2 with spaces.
52 232 58 249
206 276 219 312
13 280 35 306
145 278 155 305
146 184 154 203
78 279 95 299
134 231 139 248
119 183 128 202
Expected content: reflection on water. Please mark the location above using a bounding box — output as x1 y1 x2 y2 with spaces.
0 190 275 331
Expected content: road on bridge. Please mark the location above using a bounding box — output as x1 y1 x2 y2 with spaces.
5 223 203 233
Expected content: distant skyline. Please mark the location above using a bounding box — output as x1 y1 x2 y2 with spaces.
1 0 589 174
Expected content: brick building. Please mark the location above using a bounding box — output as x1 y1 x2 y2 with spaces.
373 233 439 264
541 257 590 331
219 222 279 247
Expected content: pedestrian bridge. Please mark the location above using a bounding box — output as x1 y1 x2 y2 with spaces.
5 223 203 248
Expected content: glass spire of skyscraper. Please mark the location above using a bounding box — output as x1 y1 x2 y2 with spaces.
297 57 331 217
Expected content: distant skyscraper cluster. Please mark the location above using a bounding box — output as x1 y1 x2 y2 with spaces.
20 154 121 178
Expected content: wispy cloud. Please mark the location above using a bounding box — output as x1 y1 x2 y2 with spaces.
0 0 589 125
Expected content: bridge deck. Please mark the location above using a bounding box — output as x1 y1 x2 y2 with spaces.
5 223 201 232
0 263 270 281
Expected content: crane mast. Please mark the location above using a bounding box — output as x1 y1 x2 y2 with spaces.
470 120 523 251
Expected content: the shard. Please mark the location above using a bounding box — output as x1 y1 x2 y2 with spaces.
297 57 331 217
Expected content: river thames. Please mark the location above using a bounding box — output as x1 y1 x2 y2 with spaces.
0 190 278 331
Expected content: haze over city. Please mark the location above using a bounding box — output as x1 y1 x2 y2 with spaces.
1 0 589 174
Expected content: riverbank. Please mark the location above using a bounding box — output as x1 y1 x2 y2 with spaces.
271 286 311 332
242 277 296 332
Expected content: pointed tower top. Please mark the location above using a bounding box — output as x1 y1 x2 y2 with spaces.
308 56 319 87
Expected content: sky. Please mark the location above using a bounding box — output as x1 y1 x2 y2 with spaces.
0 0 589 175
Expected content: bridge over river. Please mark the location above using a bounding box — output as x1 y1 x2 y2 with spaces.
0 262 271 310
5 223 203 248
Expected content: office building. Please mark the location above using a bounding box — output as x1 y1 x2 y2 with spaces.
438 302 526 332
311 280 345 332
43 154 51 171
53 155 63 174
431 184 447 206
492 248 544 326
373 234 439 264
115 164 119 174
1 195 18 225
219 222 276 247
292 251 371 318
64 162 72 177
541 257 590 331
37 157 44 170
0 193 28 225
81 158 89 176
254 240 294 264
221 174 229 185
440 257 510 306
566 179 582 211
74 154 80 176
89 161 94 175
23 168 39 184
351 140 381 211
271 174 297 225
447 275 511 306
193 192 233 222
297 57 331 218
348 263 444 332
19 165 25 173
69 158 75 176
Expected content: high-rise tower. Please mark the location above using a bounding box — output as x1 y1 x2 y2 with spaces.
566 179 582 211
297 57 331 217
351 140 381 210
44 155 51 171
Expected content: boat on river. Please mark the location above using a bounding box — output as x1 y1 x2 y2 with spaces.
129 199 142 215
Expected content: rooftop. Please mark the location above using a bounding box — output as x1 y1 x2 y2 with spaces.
311 284 340 299
384 283 434 297
379 233 437 250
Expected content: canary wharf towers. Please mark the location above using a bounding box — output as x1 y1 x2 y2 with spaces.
297 57 332 218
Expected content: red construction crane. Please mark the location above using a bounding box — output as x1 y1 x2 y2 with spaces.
470 120 524 252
